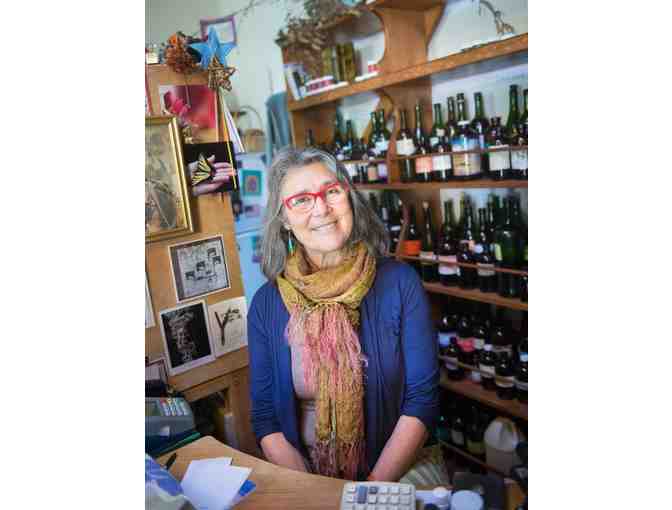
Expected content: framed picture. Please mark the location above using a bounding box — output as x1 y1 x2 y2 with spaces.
169 235 231 302
200 16 237 46
145 272 155 329
208 296 248 358
159 301 215 376
242 170 262 196
145 116 194 242
158 84 218 142
182 142 239 194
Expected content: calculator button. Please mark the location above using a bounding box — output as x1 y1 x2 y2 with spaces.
399 506 411 510
390 495 399 504
347 485 357 493
390 486 400 494
378 486 388 494
400 486 411 495
346 494 355 503
368 495 377 503
343 506 353 510
357 486 368 504
400 495 411 504
386 506 397 510
367 505 376 510
378 495 388 504
369 486 378 494
376 506 386 510
355 505 366 510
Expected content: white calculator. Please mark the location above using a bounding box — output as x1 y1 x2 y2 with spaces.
340 481 416 510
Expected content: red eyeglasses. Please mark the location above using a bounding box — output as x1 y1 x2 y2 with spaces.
283 182 349 213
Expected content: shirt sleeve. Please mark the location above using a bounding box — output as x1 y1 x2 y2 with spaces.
398 265 440 432
247 286 282 443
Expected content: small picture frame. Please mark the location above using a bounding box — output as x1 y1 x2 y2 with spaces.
169 235 231 302
242 170 262 196
200 16 237 46
159 300 215 376
207 296 248 358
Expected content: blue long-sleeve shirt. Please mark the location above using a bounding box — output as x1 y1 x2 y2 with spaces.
247 258 439 477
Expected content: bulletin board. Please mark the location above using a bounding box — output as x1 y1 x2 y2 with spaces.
145 65 248 393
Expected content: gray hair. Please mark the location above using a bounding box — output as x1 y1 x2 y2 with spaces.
260 146 389 282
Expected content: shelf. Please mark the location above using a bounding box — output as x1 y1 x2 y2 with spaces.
440 369 528 420
399 256 527 276
437 439 508 478
395 146 528 160
354 179 527 190
288 34 528 111
423 282 528 310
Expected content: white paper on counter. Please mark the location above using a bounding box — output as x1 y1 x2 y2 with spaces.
181 458 250 510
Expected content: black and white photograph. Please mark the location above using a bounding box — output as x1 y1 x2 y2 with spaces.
169 235 231 302
207 296 247 358
158 300 215 376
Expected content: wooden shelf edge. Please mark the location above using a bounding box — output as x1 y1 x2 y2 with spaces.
439 369 528 420
423 282 528 310
355 179 527 190
437 439 509 478
288 34 528 111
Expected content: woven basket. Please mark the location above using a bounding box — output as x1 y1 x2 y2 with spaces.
234 105 266 153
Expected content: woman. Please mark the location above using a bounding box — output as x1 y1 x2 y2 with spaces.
248 146 439 482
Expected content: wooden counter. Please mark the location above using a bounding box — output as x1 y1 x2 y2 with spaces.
159 436 525 509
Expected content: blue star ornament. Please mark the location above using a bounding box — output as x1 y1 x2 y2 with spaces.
190 26 235 69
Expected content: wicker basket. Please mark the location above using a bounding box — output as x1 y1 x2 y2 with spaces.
234 105 266 153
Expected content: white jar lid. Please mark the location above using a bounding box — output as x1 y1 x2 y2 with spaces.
432 486 451 504
451 490 484 510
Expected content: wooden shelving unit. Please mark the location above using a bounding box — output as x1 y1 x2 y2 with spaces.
355 179 527 191
437 439 508 477
424 282 528 311
440 369 528 420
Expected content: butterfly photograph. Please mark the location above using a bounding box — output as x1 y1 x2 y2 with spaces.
183 142 238 196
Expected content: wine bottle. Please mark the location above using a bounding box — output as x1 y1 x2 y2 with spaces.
305 128 315 147
450 409 466 448
444 96 459 141
487 117 511 180
366 158 380 184
376 109 391 158
491 308 512 358
431 132 453 182
504 85 521 179
438 309 459 352
472 303 489 367
437 199 458 287
471 92 490 175
475 208 497 293
413 102 433 182
457 304 477 382
420 201 438 282
397 109 416 183
495 352 515 400
512 88 528 180
457 200 478 289
367 111 379 158
452 93 482 180
344 120 355 160
493 197 521 298
388 195 403 254
466 406 486 459
444 336 464 381
333 113 345 161
429 103 445 151
515 353 528 403
479 343 497 391
402 204 421 257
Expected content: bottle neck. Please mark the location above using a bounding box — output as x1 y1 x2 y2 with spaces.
415 106 423 129
433 104 443 126
456 97 467 122
508 86 519 123
474 93 485 119
447 98 456 122
443 200 453 226
400 110 408 131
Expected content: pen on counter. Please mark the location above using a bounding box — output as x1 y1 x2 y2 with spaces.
164 453 178 471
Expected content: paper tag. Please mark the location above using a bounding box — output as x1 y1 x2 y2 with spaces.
396 138 415 156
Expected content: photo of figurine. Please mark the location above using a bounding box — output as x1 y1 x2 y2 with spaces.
159 84 218 143
207 296 248 357
145 116 193 242
169 235 231 302
159 300 215 376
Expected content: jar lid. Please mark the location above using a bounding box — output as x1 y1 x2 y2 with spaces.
431 486 451 504
451 490 484 510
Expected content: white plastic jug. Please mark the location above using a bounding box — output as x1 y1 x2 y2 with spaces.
483 417 523 475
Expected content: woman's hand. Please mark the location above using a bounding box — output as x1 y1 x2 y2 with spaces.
187 155 236 196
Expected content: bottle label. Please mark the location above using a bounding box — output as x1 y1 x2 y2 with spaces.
336 153 345 161
457 337 474 352
375 139 389 154
511 147 528 170
444 355 458 370
494 243 503 261
515 380 528 391
438 332 452 347
477 263 495 277
479 363 495 377
420 250 436 260
344 163 357 179
474 337 485 350
396 138 415 156
429 136 439 147
432 154 452 171
377 163 388 179
403 239 421 256
437 128 445 137
438 254 457 275
416 156 433 174
460 239 476 252
488 144 510 171
493 345 513 357
367 164 379 181
478 134 486 150
451 430 465 446
451 136 481 177
474 243 484 254
390 225 401 232
467 439 485 455
495 376 514 389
